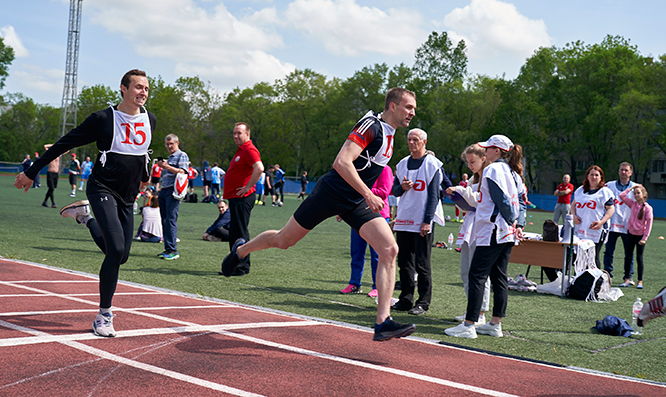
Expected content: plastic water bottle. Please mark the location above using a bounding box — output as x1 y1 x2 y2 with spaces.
447 233 454 250
632 297 643 335
133 201 138 215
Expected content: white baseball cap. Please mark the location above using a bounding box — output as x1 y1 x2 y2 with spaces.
478 135 514 152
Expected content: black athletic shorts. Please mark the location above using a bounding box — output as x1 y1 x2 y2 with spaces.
293 179 380 232
203 180 212 187
47 171 59 189
68 173 77 185
151 176 160 184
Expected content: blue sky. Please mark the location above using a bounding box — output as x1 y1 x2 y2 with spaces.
1 0 664 106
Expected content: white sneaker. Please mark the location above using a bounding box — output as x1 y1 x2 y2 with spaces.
78 187 83 191
476 321 503 337
69 192 76 197
60 200 91 224
444 322 477 339
92 312 116 337
475 314 486 326
454 312 485 325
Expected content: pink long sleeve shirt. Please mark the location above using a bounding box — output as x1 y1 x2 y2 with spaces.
619 189 653 241
372 165 393 219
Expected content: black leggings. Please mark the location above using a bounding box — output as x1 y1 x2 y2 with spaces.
86 184 134 309
624 233 645 281
44 172 58 205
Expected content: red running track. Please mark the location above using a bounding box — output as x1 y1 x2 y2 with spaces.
1 259 664 396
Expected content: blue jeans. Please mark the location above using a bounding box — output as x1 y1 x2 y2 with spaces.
348 219 389 289
603 231 632 278
159 186 181 252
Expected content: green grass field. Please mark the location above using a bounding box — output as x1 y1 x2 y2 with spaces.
1 174 665 383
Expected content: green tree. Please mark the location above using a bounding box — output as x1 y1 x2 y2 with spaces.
0 36 15 90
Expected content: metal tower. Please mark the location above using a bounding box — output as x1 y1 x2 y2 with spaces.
58 0 83 137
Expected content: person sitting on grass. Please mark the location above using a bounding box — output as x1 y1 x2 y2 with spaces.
203 200 231 242
138 195 163 243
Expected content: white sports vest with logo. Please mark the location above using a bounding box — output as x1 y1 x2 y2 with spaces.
393 155 445 233
573 186 615 243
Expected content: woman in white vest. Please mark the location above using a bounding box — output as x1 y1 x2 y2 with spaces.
445 135 526 339
571 165 615 269
446 143 491 326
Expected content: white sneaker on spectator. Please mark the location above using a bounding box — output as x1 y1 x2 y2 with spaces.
454 313 485 325
444 322 477 339
476 321 503 337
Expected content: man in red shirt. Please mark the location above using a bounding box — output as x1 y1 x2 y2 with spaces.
220 122 264 276
151 161 162 190
553 174 574 224
187 163 198 195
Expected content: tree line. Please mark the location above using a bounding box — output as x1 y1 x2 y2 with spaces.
1 33 665 193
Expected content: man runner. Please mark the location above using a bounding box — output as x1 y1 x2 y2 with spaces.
220 87 417 341
14 69 155 338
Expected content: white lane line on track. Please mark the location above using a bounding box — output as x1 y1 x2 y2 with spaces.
0 292 164 298
0 305 232 317
0 320 324 347
0 319 266 397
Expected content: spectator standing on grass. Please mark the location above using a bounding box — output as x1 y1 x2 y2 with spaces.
219 88 418 341
79 156 93 191
255 171 265 205
15 69 155 338
32 152 41 188
340 165 392 298
274 164 285 205
187 163 199 196
156 134 189 261
572 165 615 269
202 161 213 198
391 129 445 316
446 143 490 326
553 174 574 225
211 162 224 198
68 153 81 197
445 135 526 339
21 154 32 172
203 200 231 242
619 184 653 289
220 122 264 276
603 162 637 280
40 144 61 208
297 171 308 200
264 165 275 206
150 160 161 190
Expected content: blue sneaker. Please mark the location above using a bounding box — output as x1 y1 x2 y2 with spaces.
220 238 246 277
373 317 415 341
163 251 180 260
157 251 169 258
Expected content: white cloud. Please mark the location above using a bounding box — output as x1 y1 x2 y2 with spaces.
84 0 292 88
11 64 63 95
442 0 552 60
0 25 30 58
284 0 427 57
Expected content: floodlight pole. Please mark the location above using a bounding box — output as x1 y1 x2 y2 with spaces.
58 0 83 138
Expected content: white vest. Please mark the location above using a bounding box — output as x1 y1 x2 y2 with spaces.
393 155 445 233
456 182 480 246
475 161 521 246
99 106 152 171
606 180 636 233
573 186 615 243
